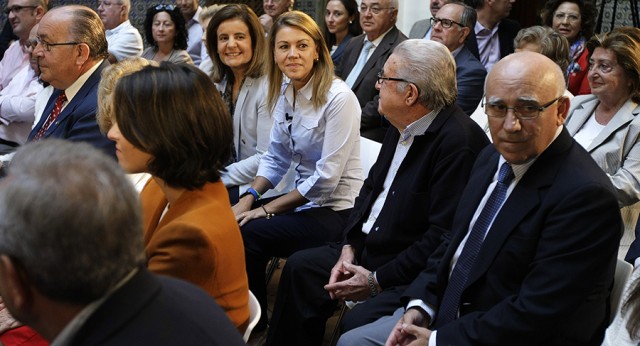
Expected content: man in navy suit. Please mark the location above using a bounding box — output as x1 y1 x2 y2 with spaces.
430 2 486 115
0 139 245 346
265 39 489 346
338 52 622 346
336 0 406 143
27 5 114 157
463 0 520 72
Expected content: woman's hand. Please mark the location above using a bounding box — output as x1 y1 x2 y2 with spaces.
236 205 271 227
232 194 253 217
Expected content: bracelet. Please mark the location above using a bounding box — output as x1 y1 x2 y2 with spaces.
261 204 275 219
367 271 380 297
247 187 261 201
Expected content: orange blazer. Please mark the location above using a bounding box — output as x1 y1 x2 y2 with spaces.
141 179 249 331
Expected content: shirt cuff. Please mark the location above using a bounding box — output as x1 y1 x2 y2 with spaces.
429 330 437 346
406 299 435 324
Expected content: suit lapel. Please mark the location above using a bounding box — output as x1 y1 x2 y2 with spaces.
589 99 639 151
233 77 252 156
352 27 399 89
43 61 107 137
466 130 573 285
565 97 598 135
341 35 364 79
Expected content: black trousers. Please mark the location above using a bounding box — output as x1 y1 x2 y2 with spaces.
266 244 407 346
241 204 351 330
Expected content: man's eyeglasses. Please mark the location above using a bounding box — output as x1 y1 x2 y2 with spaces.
154 4 176 11
4 5 36 15
430 17 465 29
482 95 563 120
359 5 394 15
376 71 420 93
33 36 80 53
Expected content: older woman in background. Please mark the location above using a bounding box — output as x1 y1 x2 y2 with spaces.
324 0 361 67
107 63 249 331
142 4 193 64
233 11 363 331
541 0 597 95
206 4 287 203
565 27 640 259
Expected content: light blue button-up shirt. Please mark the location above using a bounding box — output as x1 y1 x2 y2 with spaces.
257 77 364 211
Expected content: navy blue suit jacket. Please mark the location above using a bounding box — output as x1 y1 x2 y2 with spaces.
403 129 622 345
336 27 407 143
70 268 245 345
28 60 115 158
454 46 486 115
345 103 489 289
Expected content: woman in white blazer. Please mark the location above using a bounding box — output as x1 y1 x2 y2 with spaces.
565 27 640 259
206 4 289 203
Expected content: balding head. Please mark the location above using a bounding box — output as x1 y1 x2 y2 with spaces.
485 52 568 164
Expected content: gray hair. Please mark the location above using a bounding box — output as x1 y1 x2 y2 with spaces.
0 140 145 304
64 6 109 60
393 39 457 109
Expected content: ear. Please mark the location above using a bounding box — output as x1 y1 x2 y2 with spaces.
404 83 419 106
75 43 91 66
459 27 470 44
556 96 570 125
0 255 31 316
34 6 45 21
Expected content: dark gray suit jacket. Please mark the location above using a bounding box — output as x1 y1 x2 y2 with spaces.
409 18 431 39
336 27 407 143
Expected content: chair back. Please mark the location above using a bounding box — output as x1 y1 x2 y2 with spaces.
243 290 262 342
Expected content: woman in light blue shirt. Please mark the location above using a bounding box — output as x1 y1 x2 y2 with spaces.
233 10 363 331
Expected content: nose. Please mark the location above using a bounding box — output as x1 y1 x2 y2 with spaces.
502 110 522 132
32 42 44 57
375 79 381 90
287 46 297 58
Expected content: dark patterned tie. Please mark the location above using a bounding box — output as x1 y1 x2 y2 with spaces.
34 91 67 140
436 162 515 327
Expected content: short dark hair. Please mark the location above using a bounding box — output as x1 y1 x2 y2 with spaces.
206 4 267 83
0 139 145 305
540 0 597 40
113 63 233 189
144 5 189 50
587 27 640 103
323 0 362 48
464 0 485 10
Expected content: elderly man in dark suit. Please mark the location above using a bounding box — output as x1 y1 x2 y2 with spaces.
27 5 114 157
0 139 245 345
430 1 486 115
464 0 520 72
339 51 622 346
265 39 489 346
336 0 406 143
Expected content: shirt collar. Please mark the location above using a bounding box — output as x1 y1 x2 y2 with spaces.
399 106 442 142
64 60 103 103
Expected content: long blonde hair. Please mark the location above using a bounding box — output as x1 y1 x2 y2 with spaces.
267 11 334 110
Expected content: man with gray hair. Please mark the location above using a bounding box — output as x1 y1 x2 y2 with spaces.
430 1 486 115
97 0 143 63
336 0 406 143
0 139 245 345
265 39 489 346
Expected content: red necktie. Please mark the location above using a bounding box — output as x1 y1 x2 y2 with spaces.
34 91 67 140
